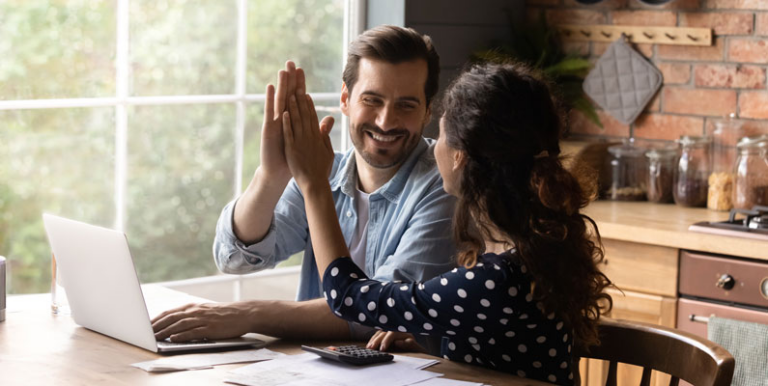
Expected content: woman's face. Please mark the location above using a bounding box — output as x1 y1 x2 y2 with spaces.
435 116 464 196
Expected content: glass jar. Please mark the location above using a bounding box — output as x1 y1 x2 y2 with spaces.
606 142 647 201
645 147 677 203
708 115 743 211
733 135 768 210
674 136 712 207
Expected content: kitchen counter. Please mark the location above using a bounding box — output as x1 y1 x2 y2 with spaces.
582 201 768 261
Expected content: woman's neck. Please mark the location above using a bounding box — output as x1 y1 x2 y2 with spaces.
484 240 512 254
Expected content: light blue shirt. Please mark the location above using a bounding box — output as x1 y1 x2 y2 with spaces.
213 137 458 302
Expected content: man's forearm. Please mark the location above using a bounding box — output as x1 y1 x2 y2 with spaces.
249 298 351 340
233 167 291 244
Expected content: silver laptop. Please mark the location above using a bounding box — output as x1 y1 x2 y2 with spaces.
42 213 266 353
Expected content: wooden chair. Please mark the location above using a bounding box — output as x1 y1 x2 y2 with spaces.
574 318 735 386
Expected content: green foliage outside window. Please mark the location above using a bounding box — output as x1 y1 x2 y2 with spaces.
0 0 344 294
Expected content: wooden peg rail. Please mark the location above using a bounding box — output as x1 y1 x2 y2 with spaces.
556 24 713 46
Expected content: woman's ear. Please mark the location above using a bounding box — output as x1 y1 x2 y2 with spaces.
453 150 467 172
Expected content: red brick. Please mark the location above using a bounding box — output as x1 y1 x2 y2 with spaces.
739 91 768 118
568 109 630 137
546 9 607 25
657 37 725 61
562 41 591 56
694 64 766 88
707 0 768 10
679 12 754 35
634 114 704 141
592 42 653 58
611 10 677 26
729 38 768 63
756 13 768 36
645 93 662 112
663 87 737 116
658 63 692 84
629 0 701 9
563 0 628 8
527 0 561 5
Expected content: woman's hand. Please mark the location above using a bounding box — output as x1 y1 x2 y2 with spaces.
282 93 335 190
367 330 428 353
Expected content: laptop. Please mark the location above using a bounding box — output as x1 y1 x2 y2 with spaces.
42 213 266 353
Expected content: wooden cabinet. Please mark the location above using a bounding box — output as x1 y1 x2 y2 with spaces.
579 239 679 386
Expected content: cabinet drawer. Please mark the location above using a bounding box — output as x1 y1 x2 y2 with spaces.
600 239 679 297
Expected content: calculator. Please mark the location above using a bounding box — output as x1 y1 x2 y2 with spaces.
301 345 394 366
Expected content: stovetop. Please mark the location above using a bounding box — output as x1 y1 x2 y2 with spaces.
689 205 768 240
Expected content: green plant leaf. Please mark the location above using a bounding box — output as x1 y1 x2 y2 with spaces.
572 97 603 128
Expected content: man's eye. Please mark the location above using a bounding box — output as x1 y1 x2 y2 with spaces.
363 98 379 105
400 103 417 111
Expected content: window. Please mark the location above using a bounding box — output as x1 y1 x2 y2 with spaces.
0 0 348 294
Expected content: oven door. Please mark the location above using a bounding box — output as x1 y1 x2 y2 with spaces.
677 297 768 338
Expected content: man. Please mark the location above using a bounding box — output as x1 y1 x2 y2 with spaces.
152 25 456 342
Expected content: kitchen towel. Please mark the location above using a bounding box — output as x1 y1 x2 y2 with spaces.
708 316 768 386
582 35 662 126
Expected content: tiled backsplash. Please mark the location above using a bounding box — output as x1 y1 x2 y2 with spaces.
526 0 768 142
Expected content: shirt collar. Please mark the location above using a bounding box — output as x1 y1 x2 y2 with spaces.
329 137 430 203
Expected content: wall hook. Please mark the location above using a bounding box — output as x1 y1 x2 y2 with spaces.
580 30 592 37
642 32 654 39
665 33 677 40
600 31 612 38
686 34 699 41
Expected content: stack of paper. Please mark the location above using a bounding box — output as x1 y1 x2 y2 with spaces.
224 353 485 386
132 348 286 372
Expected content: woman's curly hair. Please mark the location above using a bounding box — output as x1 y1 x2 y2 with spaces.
441 61 613 348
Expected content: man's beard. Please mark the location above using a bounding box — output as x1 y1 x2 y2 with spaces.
350 123 421 169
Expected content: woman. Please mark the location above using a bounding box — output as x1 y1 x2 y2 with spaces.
281 62 613 386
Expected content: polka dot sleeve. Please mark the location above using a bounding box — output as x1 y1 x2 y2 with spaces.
322 257 515 337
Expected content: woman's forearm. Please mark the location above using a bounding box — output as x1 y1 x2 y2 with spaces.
302 180 351 278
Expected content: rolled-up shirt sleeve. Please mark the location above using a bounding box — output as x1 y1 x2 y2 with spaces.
212 179 309 274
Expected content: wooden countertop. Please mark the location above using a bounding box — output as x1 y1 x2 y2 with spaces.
582 201 768 261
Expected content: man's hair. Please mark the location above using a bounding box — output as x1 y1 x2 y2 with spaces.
343 25 440 107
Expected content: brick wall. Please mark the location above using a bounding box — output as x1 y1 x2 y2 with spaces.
526 0 768 141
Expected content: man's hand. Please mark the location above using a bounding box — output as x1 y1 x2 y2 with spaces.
259 61 306 184
367 331 427 353
151 302 256 342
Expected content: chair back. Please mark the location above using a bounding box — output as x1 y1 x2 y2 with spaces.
574 318 734 386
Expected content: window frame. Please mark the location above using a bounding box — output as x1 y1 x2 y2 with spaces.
0 0 364 294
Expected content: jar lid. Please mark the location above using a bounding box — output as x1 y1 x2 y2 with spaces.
608 143 645 157
677 135 712 147
737 134 768 149
645 147 677 159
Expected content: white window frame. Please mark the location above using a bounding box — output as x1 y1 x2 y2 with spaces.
0 0 366 299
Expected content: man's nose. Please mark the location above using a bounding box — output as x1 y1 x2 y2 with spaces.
375 105 399 131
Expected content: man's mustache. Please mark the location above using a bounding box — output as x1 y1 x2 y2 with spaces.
358 124 409 137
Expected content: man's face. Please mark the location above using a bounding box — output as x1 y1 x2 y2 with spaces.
341 58 430 169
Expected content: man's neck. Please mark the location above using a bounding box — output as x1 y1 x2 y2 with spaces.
354 152 401 194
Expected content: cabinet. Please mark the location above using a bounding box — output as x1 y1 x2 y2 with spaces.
579 239 678 386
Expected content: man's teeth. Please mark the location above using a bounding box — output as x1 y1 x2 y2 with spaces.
371 133 398 142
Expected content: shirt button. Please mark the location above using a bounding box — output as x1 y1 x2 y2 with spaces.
346 211 352 218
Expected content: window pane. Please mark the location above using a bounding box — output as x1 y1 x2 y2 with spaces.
247 0 344 94
126 104 236 283
0 0 116 99
0 108 115 294
130 0 237 96
242 99 342 191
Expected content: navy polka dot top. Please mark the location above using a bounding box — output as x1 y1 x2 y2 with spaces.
323 251 574 385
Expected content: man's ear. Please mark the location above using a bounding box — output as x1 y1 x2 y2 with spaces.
453 150 467 172
340 82 350 117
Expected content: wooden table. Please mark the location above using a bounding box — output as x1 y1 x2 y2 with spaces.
0 293 549 386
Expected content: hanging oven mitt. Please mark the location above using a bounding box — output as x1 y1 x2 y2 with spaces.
583 35 663 126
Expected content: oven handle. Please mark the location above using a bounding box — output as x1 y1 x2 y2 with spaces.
689 314 711 324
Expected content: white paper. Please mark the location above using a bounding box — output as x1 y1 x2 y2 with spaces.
393 354 440 370
225 353 442 386
132 348 286 372
410 378 485 386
